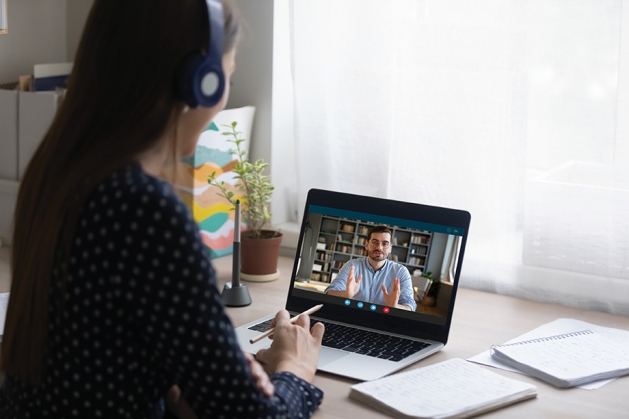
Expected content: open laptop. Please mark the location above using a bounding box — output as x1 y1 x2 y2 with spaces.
235 188 471 381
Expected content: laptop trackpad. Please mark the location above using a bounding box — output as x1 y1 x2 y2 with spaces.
318 348 350 368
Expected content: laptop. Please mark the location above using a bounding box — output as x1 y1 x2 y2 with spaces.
235 188 471 381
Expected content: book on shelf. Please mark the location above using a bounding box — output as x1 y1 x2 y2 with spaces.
336 244 351 253
341 223 355 232
349 358 537 419
490 329 629 388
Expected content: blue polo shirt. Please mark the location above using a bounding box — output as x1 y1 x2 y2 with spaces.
324 257 417 311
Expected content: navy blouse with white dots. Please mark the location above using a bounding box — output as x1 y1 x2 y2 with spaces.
0 162 323 418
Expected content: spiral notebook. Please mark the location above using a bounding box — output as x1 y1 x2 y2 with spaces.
490 330 629 388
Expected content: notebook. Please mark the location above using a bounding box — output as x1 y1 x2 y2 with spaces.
349 358 537 419
490 329 629 388
235 188 471 381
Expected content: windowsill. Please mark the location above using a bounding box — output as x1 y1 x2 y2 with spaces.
275 221 300 257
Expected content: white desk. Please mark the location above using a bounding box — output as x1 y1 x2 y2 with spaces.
214 254 629 419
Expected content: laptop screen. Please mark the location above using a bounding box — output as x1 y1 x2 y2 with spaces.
286 189 470 344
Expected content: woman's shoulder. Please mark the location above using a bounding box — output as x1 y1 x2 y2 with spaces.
82 162 193 232
90 163 183 210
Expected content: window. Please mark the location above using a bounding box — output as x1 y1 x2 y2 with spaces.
289 0 629 315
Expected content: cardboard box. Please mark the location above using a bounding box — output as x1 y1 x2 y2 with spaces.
18 91 62 179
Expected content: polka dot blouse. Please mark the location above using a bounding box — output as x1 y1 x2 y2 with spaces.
0 163 323 418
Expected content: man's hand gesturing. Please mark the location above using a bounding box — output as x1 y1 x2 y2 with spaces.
344 266 363 299
381 277 401 307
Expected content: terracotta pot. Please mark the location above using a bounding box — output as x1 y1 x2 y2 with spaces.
240 230 283 275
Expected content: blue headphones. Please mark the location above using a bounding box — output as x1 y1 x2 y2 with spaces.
177 0 225 108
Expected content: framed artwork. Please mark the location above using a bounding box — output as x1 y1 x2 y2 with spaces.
173 106 256 258
0 0 7 34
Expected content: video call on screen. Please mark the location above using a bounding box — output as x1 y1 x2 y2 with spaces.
291 206 464 326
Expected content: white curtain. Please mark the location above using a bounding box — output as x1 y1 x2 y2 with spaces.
290 0 629 315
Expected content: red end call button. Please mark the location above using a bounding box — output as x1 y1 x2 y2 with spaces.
383 307 390 314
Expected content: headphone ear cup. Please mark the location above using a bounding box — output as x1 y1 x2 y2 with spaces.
196 60 225 107
177 53 225 108
177 53 204 108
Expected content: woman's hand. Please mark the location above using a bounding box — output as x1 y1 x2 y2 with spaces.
255 310 325 383
243 351 275 398
165 385 197 419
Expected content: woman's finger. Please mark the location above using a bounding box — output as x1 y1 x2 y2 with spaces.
244 352 275 398
294 313 310 329
311 322 325 343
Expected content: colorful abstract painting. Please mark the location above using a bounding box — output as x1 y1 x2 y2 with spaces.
173 106 255 258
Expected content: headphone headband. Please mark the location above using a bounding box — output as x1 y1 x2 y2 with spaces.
176 0 225 108
206 0 224 70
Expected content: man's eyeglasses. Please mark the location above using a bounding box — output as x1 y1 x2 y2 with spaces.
369 239 391 249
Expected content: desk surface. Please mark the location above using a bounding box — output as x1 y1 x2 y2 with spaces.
1 247 628 418
214 255 629 419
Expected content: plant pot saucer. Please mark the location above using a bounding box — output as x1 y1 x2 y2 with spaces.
240 270 280 283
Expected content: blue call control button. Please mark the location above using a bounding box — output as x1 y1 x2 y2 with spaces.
357 302 364 308
370 304 377 311
344 299 351 306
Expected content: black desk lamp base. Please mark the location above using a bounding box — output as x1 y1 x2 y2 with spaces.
222 281 252 307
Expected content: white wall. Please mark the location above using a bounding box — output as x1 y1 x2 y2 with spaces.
66 0 93 62
228 0 300 253
0 0 88 244
0 0 67 84
271 0 300 243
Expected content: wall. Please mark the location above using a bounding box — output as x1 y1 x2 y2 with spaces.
0 0 81 244
227 0 297 224
228 0 300 254
65 0 93 62
0 0 67 84
270 0 300 252
0 0 295 249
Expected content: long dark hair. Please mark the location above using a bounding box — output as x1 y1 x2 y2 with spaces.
1 0 240 386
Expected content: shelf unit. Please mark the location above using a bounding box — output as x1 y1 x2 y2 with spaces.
310 216 433 283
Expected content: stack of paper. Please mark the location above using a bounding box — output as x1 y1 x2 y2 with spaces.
469 318 629 389
490 330 629 388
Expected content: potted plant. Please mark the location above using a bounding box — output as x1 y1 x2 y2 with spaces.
208 122 282 282
421 272 440 307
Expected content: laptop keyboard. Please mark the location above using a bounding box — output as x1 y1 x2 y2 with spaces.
248 318 430 362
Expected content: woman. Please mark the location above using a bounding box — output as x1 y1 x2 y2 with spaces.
0 0 325 417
